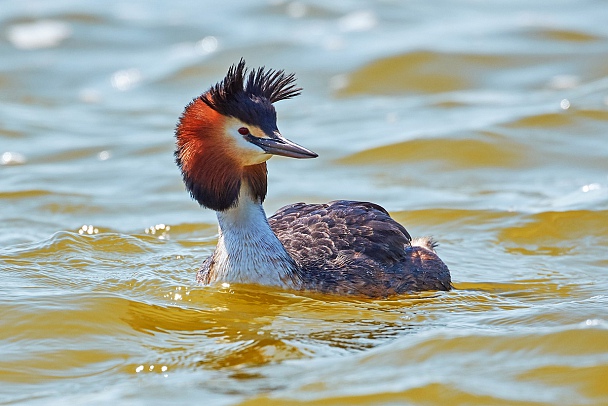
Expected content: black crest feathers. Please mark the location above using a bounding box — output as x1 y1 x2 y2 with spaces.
201 59 301 117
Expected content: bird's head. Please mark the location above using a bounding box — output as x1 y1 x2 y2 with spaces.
175 59 317 211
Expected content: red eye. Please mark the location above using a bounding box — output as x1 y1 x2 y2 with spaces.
238 127 249 135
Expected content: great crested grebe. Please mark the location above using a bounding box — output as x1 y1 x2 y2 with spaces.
175 60 451 297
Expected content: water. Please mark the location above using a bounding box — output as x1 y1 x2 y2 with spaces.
2 0 608 404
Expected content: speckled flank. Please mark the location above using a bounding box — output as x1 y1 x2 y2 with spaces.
269 200 451 296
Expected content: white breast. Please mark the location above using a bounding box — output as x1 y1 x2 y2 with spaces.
209 187 299 287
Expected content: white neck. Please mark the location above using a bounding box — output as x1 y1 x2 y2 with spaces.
207 184 299 287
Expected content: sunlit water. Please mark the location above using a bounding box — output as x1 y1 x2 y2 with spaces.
2 1 608 405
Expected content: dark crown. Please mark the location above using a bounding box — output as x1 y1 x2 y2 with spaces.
201 59 302 123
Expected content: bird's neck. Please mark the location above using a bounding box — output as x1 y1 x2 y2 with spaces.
207 183 299 287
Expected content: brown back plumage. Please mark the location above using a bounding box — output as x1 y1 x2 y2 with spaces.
267 200 452 296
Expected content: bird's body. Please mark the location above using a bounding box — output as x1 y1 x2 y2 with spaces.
175 60 451 298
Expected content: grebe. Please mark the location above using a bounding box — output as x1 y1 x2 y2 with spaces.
175 60 451 297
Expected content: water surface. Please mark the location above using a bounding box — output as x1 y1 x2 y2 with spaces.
1 1 608 405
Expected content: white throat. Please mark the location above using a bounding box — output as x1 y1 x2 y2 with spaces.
209 185 298 287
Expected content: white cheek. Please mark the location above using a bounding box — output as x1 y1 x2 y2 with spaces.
225 120 271 165
233 134 270 164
